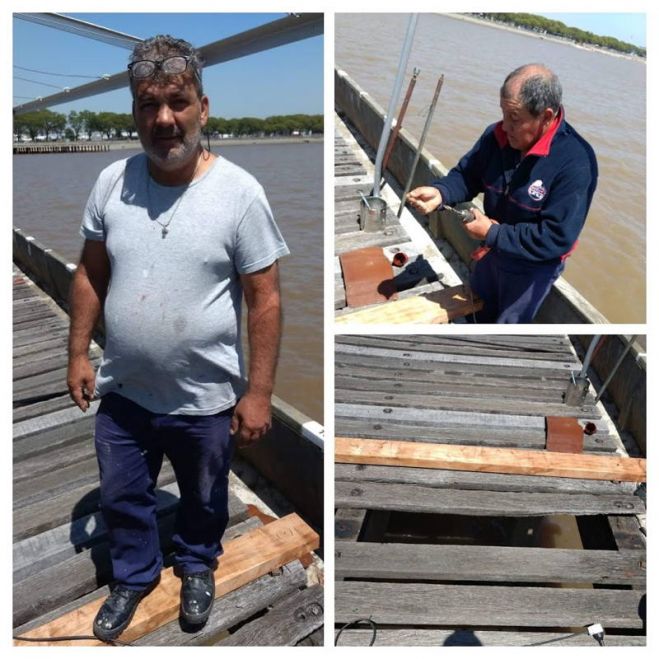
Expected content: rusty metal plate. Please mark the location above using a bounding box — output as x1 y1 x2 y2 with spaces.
340 246 397 308
546 416 584 454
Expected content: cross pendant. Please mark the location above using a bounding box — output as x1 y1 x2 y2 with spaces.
161 227 169 238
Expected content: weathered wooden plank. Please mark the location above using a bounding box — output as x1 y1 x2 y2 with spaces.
335 463 637 496
13 454 99 506
336 342 579 371
336 374 572 403
337 403 544 430
335 438 647 482
13 395 79 422
335 582 645 628
13 403 97 440
296 627 324 646
335 357 575 388
609 515 647 550
335 541 646 585
335 418 553 451
335 481 645 517
13 437 96 483
335 629 646 646
335 225 409 255
339 334 576 361
336 351 575 380
14 513 319 645
218 584 324 646
134 560 308 646
335 509 366 541
335 391 599 419
14 474 179 577
13 469 179 541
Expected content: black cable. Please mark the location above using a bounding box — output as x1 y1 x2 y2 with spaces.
335 617 377 646
526 631 589 646
13 634 133 646
13 75 62 90
14 65 98 79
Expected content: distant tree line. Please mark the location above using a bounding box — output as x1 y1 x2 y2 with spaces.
475 13 646 58
13 109 323 142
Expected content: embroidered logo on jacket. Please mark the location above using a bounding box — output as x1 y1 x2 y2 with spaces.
528 180 546 201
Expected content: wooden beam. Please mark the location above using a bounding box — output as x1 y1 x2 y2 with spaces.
335 437 646 482
336 541 646 585
14 513 319 646
335 581 645 628
335 285 482 324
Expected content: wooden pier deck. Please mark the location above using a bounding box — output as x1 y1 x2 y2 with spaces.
334 114 478 323
334 334 646 646
13 266 322 646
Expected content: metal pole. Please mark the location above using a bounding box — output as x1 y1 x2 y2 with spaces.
579 334 602 379
381 68 420 175
398 73 444 217
372 13 418 198
594 335 638 403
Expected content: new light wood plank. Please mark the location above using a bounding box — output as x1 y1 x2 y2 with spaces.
14 513 319 646
335 286 482 324
335 437 646 482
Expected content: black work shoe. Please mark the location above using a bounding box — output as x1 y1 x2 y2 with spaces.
180 570 215 626
93 584 151 641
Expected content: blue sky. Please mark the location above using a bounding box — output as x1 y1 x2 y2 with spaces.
538 13 646 47
12 13 323 117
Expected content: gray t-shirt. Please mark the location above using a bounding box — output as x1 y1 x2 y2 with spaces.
81 152 289 415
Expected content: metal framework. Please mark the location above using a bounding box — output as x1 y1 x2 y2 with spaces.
13 13 323 115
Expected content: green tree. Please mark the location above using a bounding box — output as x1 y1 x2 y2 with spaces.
68 110 84 140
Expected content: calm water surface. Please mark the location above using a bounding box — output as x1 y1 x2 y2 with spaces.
13 142 323 422
336 14 646 322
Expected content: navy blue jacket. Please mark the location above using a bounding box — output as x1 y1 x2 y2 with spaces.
433 110 598 264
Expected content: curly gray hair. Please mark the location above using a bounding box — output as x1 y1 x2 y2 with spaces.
129 34 204 97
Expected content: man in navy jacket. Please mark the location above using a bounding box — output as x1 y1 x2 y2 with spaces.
407 63 598 323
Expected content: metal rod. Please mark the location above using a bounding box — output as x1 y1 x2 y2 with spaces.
372 13 418 198
579 334 602 379
594 335 638 403
381 67 420 174
398 73 444 217
359 191 372 210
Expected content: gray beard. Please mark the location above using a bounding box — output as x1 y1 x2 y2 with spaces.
143 127 201 171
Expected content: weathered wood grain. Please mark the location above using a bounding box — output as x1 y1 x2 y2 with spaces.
335 481 645 516
335 629 645 646
335 541 646 585
335 463 637 496
218 584 324 646
335 582 645 628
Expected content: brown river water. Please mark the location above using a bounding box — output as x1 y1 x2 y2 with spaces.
13 141 323 423
336 13 646 323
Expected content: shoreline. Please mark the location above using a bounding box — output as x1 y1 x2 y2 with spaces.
13 135 323 151
445 13 645 63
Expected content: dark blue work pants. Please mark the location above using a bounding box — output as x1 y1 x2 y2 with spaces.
470 249 564 323
94 393 235 590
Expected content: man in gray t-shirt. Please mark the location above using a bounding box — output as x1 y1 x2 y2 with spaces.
67 35 289 641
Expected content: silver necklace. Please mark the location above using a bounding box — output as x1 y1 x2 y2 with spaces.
147 152 203 238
